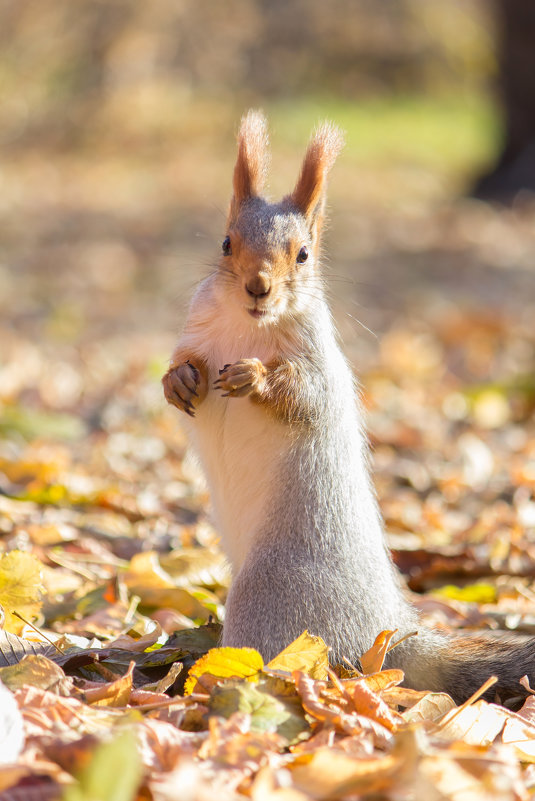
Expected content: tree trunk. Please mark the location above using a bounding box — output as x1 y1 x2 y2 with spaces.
473 0 535 200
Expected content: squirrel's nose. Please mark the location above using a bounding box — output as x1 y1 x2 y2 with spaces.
245 273 271 299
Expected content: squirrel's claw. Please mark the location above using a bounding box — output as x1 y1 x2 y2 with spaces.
163 363 200 417
214 359 266 399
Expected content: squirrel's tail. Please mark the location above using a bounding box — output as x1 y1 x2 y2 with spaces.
393 629 535 704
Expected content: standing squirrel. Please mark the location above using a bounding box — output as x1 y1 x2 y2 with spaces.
163 110 534 704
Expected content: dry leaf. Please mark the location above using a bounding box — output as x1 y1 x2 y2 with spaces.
0 680 25 765
402 691 456 724
435 700 509 745
360 629 398 674
16 685 122 738
289 747 403 799
0 654 72 695
267 631 329 680
84 661 134 707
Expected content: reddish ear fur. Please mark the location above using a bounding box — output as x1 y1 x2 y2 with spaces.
289 123 344 223
230 110 269 218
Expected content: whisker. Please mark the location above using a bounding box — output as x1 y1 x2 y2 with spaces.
343 312 377 339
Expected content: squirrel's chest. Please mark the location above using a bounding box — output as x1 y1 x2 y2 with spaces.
190 342 288 568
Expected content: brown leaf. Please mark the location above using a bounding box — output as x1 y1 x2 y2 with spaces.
107 622 162 652
0 654 72 695
342 678 402 732
289 747 403 800
137 718 203 771
0 630 56 668
360 629 398 674
16 685 122 738
83 660 134 707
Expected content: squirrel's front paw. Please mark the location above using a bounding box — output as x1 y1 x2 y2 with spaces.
213 358 267 398
163 361 201 417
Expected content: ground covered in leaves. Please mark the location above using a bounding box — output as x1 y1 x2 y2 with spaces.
1 106 535 799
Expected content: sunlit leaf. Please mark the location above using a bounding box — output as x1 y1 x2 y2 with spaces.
432 583 497 604
85 661 134 707
184 646 264 695
360 630 397 675
0 630 55 667
0 681 24 765
402 692 456 723
435 699 508 745
0 550 44 634
0 654 71 694
209 679 309 742
267 631 329 680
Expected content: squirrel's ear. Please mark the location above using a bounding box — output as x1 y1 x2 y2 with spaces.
230 110 269 219
289 122 344 228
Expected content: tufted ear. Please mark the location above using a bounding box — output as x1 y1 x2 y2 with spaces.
229 110 270 220
289 122 344 231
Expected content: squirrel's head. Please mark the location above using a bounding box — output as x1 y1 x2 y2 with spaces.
218 110 344 324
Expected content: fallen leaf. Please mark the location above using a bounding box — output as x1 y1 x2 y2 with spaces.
267 631 329 680
137 718 202 771
209 678 309 742
107 622 162 652
402 692 456 723
0 630 56 667
435 700 508 745
289 746 402 799
84 661 134 707
432 582 497 604
0 550 44 634
16 685 123 738
252 765 312 801
0 680 25 765
502 713 535 762
342 677 403 731
360 629 398 674
0 654 72 695
63 728 143 801
184 646 264 695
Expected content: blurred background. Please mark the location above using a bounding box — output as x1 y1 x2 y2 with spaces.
1 1 534 574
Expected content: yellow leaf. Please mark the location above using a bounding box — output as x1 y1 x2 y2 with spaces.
432 583 497 604
267 631 329 680
184 646 263 695
0 551 44 635
360 630 397 675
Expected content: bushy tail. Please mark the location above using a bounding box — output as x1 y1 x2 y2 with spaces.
391 628 535 705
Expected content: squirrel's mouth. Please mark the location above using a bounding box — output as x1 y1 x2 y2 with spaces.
248 308 268 319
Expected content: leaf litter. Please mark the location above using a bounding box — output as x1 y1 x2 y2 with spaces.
0 139 534 800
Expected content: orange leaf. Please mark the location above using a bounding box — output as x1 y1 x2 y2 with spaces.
360 630 397 675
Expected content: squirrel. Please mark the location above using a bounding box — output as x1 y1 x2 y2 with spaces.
163 110 534 705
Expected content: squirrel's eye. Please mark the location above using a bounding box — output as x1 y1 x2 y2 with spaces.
222 236 232 256
296 246 308 264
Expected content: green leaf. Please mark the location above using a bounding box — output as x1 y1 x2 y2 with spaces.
63 729 142 801
209 678 309 743
0 405 86 442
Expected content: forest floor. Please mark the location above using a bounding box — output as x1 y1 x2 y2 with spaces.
1 98 535 799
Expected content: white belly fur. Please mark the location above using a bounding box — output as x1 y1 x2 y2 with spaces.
185 320 289 573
